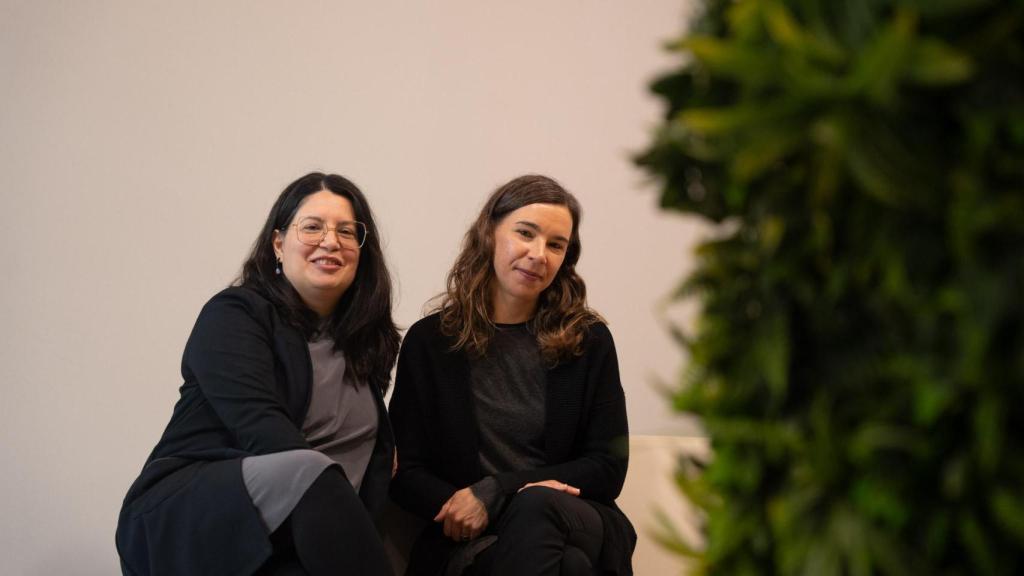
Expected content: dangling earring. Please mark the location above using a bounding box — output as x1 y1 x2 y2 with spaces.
275 257 282 275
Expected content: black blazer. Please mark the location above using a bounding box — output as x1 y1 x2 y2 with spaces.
389 313 635 575
116 287 394 575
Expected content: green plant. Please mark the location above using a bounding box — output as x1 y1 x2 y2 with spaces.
636 1 1024 574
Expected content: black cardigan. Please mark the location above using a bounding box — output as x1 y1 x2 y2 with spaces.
115 287 395 576
389 313 635 575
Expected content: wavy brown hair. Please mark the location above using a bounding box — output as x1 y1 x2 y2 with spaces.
434 174 603 365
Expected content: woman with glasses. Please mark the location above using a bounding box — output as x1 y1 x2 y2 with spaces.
116 172 399 575
389 175 635 576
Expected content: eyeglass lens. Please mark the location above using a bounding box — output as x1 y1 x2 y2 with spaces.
295 217 366 247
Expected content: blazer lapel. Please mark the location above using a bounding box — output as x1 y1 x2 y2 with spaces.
273 322 313 423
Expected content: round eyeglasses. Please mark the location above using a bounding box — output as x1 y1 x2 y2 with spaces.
289 217 368 248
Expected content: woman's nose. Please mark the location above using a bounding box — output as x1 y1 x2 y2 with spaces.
527 240 547 261
320 229 341 248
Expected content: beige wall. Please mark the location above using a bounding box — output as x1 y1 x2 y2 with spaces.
0 1 702 573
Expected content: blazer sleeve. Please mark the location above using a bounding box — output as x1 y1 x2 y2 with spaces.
388 321 460 520
183 291 310 455
493 324 629 503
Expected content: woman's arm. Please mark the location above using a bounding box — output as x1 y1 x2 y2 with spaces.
388 321 460 520
183 291 310 454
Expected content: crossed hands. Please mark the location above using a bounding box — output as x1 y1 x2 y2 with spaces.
434 479 581 542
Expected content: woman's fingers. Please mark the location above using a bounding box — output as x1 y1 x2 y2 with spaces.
517 479 581 496
433 499 449 522
435 487 489 541
445 514 457 539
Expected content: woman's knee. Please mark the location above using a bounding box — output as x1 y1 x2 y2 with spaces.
301 466 355 506
289 466 361 532
504 486 567 523
501 488 604 552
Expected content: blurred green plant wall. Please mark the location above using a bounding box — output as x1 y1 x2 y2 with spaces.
637 0 1024 573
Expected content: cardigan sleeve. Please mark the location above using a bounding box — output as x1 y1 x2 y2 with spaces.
182 291 310 455
492 323 629 503
388 320 460 520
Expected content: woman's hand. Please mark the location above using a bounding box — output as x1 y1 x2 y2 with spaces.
518 479 581 496
434 487 489 542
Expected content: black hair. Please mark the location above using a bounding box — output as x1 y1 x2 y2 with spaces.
238 172 400 391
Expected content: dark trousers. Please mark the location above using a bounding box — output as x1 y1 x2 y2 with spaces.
470 487 604 576
255 467 391 576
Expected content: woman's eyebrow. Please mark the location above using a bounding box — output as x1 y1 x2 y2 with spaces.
515 220 569 244
298 216 356 224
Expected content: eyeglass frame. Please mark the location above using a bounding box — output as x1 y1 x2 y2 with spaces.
285 216 368 249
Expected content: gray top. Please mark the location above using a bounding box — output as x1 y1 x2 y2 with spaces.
303 337 378 492
241 338 379 534
468 322 547 517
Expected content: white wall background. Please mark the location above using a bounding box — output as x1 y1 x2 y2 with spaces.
0 1 703 573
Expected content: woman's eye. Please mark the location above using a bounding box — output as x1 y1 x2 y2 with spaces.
338 227 356 238
549 243 566 252
516 229 534 239
301 223 323 233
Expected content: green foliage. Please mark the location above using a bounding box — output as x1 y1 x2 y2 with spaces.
637 0 1024 573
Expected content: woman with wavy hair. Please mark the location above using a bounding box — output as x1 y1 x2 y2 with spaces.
390 175 635 576
116 172 398 575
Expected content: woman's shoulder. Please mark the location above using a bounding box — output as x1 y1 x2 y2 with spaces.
403 312 444 343
203 285 272 310
579 318 615 354
195 286 277 329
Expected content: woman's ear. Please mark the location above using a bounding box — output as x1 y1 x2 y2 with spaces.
272 229 283 260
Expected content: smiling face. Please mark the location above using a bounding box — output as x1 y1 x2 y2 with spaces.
272 189 360 316
490 202 573 323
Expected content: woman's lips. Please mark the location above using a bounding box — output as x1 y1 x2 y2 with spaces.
515 268 542 281
311 257 343 271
